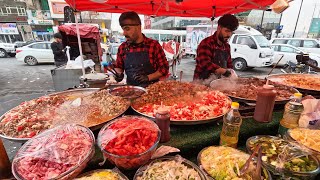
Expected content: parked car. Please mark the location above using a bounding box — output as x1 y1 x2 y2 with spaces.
14 40 43 49
270 38 320 54
16 41 54 65
0 40 16 58
271 44 320 67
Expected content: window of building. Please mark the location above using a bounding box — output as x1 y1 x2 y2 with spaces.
18 7 26 16
0 7 7 16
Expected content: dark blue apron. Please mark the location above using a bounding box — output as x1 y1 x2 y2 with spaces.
200 48 228 79
124 46 158 87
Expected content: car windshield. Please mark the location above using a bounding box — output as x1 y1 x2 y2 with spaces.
253 35 270 48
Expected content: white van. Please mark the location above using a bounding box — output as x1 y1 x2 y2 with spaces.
270 38 320 54
185 24 274 71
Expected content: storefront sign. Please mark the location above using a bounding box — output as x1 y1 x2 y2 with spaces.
51 2 67 14
28 20 54 25
27 10 52 21
309 18 320 34
0 23 19 34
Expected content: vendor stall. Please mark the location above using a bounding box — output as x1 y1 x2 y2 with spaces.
4 0 320 179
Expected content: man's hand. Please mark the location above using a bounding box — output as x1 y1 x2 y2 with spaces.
114 73 124 82
134 74 149 83
215 68 227 75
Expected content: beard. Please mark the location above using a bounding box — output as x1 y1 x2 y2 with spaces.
218 33 230 43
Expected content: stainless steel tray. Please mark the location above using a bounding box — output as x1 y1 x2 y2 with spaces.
0 88 129 142
131 96 231 125
210 78 299 104
267 73 320 92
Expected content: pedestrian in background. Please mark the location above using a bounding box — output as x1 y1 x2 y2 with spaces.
51 33 67 67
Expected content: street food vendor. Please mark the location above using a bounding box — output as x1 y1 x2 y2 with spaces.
113 11 169 87
193 14 239 81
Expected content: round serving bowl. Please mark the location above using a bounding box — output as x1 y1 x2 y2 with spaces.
246 135 320 179
97 115 160 170
76 169 128 180
12 124 95 180
134 156 207 180
198 146 272 180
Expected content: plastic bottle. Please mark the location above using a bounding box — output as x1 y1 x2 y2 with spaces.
278 93 304 136
0 138 11 178
155 107 171 143
253 85 277 123
220 102 242 148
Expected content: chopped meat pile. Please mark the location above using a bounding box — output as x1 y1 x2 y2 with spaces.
211 78 297 101
0 95 67 138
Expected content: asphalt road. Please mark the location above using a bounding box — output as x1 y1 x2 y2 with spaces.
0 56 282 160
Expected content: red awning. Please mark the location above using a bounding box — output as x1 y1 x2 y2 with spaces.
58 24 102 58
65 0 275 18
58 24 100 40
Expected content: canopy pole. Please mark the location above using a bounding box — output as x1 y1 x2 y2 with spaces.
74 11 86 78
210 6 216 35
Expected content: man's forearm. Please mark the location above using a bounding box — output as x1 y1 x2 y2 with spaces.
114 68 124 74
147 70 163 81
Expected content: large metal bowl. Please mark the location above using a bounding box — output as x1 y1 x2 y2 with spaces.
131 105 227 125
210 78 299 104
131 93 231 125
0 88 129 142
134 156 207 180
267 73 320 92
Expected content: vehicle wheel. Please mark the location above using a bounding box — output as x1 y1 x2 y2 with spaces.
0 49 7 58
25 56 38 66
233 58 247 71
8 53 16 57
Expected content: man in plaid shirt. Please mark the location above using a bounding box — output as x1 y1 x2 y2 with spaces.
193 14 239 80
113 11 169 87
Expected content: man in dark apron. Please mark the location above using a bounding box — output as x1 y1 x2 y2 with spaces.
113 11 169 87
193 14 239 82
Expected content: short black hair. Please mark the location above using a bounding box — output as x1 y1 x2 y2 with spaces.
218 14 239 31
53 33 62 39
119 11 141 27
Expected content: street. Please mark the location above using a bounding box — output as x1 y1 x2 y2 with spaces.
0 56 281 160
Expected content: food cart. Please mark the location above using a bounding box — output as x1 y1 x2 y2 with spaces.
3 0 320 179
51 24 105 91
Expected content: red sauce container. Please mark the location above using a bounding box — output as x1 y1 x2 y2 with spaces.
253 85 277 123
155 107 171 143
0 138 11 178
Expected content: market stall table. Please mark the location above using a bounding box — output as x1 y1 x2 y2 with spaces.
84 112 283 179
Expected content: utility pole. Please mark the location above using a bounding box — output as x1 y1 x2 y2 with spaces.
260 10 265 31
293 0 304 37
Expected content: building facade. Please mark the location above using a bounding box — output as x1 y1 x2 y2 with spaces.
0 0 29 43
151 16 210 30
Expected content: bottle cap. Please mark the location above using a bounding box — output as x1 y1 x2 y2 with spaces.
294 93 302 99
156 106 169 115
263 85 274 89
231 102 239 109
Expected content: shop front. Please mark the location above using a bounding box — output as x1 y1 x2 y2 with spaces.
0 23 21 43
